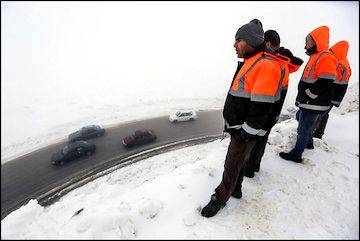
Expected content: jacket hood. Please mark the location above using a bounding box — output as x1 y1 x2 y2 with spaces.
309 26 330 52
330 40 349 61
264 51 290 69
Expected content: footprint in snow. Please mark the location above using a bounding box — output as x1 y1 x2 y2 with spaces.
183 211 199 227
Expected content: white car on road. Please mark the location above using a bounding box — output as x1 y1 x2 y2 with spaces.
169 110 197 123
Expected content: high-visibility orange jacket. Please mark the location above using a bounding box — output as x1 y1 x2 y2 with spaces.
330 40 352 107
282 58 302 89
296 26 338 113
262 47 303 130
223 50 289 136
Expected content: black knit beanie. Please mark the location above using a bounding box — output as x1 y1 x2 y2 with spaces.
235 19 264 47
249 19 263 28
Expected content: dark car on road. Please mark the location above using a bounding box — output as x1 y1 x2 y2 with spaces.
51 140 96 165
122 129 157 148
68 125 105 142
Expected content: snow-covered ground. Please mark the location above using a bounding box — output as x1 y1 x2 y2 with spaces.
1 1 359 239
1 89 358 239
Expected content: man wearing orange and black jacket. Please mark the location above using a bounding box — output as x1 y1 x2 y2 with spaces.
244 30 304 178
279 26 337 163
312 40 352 140
201 19 289 218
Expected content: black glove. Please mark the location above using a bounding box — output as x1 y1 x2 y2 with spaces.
233 128 257 143
276 47 304 66
224 125 235 135
277 47 294 59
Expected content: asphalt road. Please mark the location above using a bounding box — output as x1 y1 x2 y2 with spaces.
1 109 224 219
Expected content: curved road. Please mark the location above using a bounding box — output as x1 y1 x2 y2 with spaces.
1 109 224 219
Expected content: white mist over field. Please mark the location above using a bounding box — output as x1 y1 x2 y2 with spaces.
1 1 359 239
1 1 358 162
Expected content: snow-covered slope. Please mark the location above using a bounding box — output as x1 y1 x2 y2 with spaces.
2 93 358 239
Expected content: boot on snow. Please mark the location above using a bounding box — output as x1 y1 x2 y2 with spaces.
201 194 225 218
231 189 242 199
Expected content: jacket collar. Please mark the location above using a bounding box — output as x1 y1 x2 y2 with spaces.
243 42 266 59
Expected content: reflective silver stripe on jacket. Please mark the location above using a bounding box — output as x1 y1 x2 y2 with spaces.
274 68 286 102
333 80 349 85
228 90 251 98
298 103 330 111
251 94 275 103
257 129 267 136
300 51 335 83
261 55 284 102
341 65 348 81
331 100 341 105
229 55 283 104
242 123 267 136
225 121 242 130
333 64 349 84
229 56 265 97
305 88 318 99
318 74 336 80
225 121 267 136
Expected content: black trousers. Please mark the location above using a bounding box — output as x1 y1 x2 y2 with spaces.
245 132 270 172
215 136 256 205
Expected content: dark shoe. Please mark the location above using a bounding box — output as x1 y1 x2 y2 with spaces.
306 142 314 149
312 133 323 139
279 152 302 163
201 194 225 218
254 163 260 172
231 189 242 199
244 169 255 178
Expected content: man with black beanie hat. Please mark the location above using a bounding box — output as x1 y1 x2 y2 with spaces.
234 19 264 50
200 20 289 218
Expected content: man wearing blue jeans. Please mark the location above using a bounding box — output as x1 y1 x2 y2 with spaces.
279 25 337 163
285 109 321 162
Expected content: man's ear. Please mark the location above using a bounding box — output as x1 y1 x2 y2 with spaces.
265 42 272 49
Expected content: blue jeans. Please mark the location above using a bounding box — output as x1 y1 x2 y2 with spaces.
313 105 333 139
289 109 321 159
